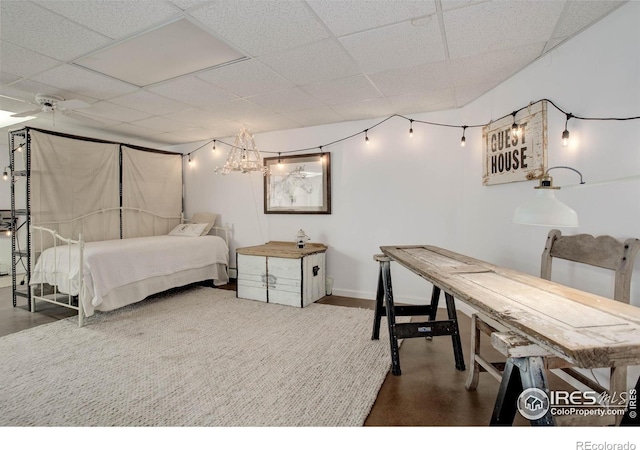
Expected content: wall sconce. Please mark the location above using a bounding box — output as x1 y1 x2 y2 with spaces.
512 166 585 227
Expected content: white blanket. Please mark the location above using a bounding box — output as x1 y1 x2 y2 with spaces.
31 235 228 313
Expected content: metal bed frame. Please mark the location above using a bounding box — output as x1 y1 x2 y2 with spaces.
30 207 230 327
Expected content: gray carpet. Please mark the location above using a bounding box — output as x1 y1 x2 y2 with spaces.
0 286 394 426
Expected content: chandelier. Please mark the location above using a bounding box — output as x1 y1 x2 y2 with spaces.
215 127 267 175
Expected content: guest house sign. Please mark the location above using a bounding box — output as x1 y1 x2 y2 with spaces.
482 100 547 185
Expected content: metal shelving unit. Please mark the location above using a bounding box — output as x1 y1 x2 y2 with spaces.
8 129 31 309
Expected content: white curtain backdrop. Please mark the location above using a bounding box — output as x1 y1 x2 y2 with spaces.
30 130 120 247
121 147 182 238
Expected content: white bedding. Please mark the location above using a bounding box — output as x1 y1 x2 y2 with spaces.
30 235 229 316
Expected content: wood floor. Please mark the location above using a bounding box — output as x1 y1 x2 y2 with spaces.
0 280 577 427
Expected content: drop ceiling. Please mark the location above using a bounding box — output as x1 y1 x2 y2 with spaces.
0 0 626 148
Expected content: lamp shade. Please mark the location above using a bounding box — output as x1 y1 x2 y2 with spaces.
512 188 579 227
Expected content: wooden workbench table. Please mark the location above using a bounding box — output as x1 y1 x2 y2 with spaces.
377 245 640 425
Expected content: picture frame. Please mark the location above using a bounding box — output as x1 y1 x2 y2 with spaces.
264 152 331 214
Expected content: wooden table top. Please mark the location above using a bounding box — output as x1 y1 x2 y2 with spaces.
380 245 640 369
237 241 327 258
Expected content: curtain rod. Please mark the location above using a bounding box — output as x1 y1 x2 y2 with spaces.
18 126 181 156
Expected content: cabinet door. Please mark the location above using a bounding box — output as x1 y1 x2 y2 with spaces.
302 253 325 307
237 254 267 302
267 257 302 307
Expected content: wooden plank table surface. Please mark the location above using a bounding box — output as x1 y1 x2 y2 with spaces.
380 245 640 369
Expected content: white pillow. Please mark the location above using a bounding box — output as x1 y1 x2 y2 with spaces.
190 212 218 236
168 223 208 237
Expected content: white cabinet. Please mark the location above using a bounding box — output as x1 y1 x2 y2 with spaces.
236 241 327 307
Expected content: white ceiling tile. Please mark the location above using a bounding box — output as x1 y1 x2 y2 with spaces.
0 79 98 106
31 64 138 99
444 1 564 59
280 106 344 128
106 122 173 138
440 0 487 13
449 42 545 87
0 73 20 86
196 59 294 98
307 0 436 36
454 81 497 107
205 99 276 122
164 108 231 129
551 1 624 40
81 101 153 123
131 115 188 133
248 87 324 113
302 75 381 106
0 41 62 79
340 19 444 74
0 0 626 146
170 1 210 11
261 39 361 85
368 61 452 97
0 93 36 115
239 113 301 134
189 0 330 56
170 126 216 141
331 98 396 120
148 76 238 106
35 1 182 40
109 90 189 116
387 89 456 115
0 1 112 61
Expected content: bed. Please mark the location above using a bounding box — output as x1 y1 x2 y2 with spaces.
29 210 229 326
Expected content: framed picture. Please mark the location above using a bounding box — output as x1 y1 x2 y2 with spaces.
264 152 331 214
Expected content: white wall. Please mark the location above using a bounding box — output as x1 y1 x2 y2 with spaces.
180 2 640 309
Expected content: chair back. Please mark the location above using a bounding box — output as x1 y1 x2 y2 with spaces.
541 229 640 303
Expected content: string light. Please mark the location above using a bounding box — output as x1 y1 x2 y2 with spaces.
277 152 282 168
562 113 572 147
212 140 216 152
2 167 9 181
188 154 193 166
178 99 638 167
511 112 519 138
14 143 23 153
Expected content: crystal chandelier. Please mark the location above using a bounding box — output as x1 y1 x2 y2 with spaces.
215 127 267 175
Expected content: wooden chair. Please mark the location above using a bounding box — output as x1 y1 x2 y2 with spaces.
465 229 640 399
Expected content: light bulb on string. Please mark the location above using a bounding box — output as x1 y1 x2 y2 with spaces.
277 152 283 169
409 120 414 138
212 140 216 152
365 129 370 145
511 112 519 138
460 126 467 147
562 113 572 147
188 154 193 166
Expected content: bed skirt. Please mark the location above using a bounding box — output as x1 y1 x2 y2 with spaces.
85 263 228 316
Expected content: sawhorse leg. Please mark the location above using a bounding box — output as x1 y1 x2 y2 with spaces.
380 259 402 375
443 290 465 371
372 255 465 375
491 356 555 426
